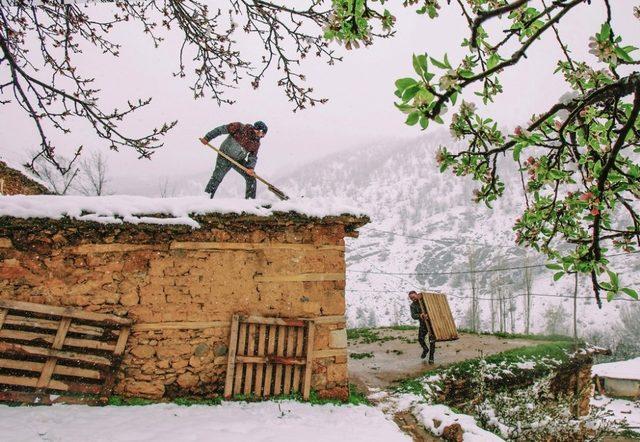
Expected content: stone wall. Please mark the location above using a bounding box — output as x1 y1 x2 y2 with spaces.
0 161 49 195
0 213 367 400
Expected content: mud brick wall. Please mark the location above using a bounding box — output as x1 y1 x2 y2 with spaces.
0 161 49 196
0 213 367 400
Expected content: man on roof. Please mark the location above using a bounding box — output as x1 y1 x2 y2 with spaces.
200 121 268 199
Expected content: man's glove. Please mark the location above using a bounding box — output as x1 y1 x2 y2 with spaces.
200 137 209 145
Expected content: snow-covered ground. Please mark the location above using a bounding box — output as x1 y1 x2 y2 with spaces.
592 396 640 432
0 401 410 442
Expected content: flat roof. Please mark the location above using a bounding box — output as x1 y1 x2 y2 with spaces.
0 195 369 229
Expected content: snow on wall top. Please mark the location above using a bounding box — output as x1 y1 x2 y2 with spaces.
0 195 369 229
592 357 640 381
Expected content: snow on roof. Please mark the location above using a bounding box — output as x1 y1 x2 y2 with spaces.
0 195 368 229
592 357 640 381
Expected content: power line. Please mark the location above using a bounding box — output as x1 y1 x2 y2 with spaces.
348 250 639 277
345 289 639 302
360 227 518 249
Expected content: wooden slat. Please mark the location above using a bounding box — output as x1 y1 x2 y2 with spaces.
37 318 71 389
0 329 116 352
99 326 131 400
233 323 248 396
291 326 304 393
0 342 112 366
224 315 240 399
273 325 285 396
242 316 306 327
243 323 256 396
253 324 267 397
263 325 276 397
0 374 101 394
283 326 295 395
234 355 306 365
254 273 345 283
4 315 111 337
169 242 344 251
302 321 315 400
313 348 346 359
0 358 102 380
0 299 131 326
0 309 7 330
132 321 228 331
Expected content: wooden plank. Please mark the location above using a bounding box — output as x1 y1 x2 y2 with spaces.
234 355 306 365
243 316 306 327
69 243 167 255
99 326 131 400
169 242 344 251
291 326 304 393
283 326 295 395
37 318 71 389
253 324 267 397
224 315 240 399
4 315 111 337
233 322 248 396
263 325 276 398
0 309 7 330
420 292 458 341
313 315 345 324
0 342 112 366
132 321 228 331
243 323 256 396
0 329 116 352
273 325 285 396
302 321 315 400
0 299 131 326
0 358 102 380
0 374 102 394
254 273 345 283
313 349 345 359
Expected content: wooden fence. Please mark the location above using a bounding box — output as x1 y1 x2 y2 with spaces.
224 315 315 400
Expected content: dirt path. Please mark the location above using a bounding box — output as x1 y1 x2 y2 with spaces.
348 329 549 391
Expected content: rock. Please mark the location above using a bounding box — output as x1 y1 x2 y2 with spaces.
195 343 211 356
442 423 463 442
125 380 164 398
130 345 155 358
177 372 199 388
120 290 139 306
171 359 189 370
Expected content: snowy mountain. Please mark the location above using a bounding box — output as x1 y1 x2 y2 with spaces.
278 131 639 334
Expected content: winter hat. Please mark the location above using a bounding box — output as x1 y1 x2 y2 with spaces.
253 121 268 133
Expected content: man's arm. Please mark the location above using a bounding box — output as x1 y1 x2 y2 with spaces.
202 124 229 143
246 152 258 171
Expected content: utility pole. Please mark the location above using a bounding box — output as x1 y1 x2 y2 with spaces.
573 272 578 346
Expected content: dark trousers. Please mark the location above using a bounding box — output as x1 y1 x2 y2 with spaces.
205 154 256 199
418 320 436 362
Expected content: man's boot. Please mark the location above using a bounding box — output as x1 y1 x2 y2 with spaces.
421 348 429 359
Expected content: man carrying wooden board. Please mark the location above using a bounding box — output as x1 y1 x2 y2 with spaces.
409 290 436 364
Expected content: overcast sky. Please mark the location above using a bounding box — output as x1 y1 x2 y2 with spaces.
1 2 637 193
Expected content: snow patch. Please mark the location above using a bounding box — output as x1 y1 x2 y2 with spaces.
0 401 410 442
0 195 367 228
592 357 640 381
412 403 505 441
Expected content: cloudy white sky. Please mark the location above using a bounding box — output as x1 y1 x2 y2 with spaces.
1 1 637 194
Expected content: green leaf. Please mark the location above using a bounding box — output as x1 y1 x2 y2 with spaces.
600 22 611 40
487 53 500 70
395 77 417 91
419 116 429 129
615 47 634 63
450 91 458 106
430 56 448 70
402 84 421 101
545 263 562 271
513 143 523 162
406 111 420 126
621 287 639 300
607 270 620 289
553 271 564 281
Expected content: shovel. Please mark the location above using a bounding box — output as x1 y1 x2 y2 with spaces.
200 139 290 201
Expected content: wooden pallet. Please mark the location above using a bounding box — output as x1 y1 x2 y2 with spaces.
0 299 132 404
224 315 315 400
418 292 458 342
